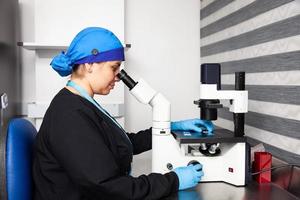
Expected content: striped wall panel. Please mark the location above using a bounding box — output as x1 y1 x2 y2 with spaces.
222 85 300 105
218 108 300 140
220 51 300 74
200 0 234 20
200 0 300 164
201 15 300 57
201 0 294 38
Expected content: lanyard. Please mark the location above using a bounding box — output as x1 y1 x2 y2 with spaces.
66 80 131 142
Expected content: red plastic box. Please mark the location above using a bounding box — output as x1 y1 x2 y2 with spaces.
253 152 272 183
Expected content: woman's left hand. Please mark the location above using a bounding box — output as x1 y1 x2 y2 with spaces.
171 118 214 134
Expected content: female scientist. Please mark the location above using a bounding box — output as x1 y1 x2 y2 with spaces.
33 27 214 200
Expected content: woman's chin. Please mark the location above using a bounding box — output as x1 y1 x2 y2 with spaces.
100 89 111 95
98 87 114 95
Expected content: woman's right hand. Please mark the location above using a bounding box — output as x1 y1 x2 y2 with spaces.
173 164 204 190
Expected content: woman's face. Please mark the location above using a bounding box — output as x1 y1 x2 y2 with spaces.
88 61 121 95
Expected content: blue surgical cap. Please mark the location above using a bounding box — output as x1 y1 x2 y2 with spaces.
50 27 125 77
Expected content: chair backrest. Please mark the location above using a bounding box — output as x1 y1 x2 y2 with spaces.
0 118 37 200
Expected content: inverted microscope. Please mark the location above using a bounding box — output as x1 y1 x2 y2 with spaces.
117 63 250 186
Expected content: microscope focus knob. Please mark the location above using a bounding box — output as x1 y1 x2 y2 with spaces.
187 160 202 171
187 160 203 183
166 163 173 170
208 143 220 154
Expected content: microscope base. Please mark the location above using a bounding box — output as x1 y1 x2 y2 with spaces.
152 129 250 186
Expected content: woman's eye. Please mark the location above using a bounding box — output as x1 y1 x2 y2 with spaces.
112 66 120 72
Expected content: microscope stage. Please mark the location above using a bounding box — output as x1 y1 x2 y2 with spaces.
172 128 247 144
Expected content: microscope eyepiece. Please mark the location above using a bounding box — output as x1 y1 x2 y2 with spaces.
117 69 137 90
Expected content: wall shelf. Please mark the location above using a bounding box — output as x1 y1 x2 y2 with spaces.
18 42 131 51
17 42 68 50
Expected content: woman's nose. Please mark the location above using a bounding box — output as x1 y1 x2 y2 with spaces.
115 75 120 82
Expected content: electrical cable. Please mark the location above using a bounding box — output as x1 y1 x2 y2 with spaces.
287 166 295 191
251 163 300 175
251 163 300 192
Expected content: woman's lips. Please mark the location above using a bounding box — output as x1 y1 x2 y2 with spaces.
109 84 115 89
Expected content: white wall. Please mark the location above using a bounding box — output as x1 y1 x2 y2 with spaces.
18 0 35 114
125 0 201 132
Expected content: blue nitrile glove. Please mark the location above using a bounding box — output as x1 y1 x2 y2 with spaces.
174 164 204 190
171 118 214 134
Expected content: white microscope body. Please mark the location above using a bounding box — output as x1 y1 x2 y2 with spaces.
118 65 249 186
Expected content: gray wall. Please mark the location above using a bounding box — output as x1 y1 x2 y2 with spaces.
200 0 300 164
0 0 20 125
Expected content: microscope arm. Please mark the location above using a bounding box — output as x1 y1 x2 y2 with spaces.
199 84 248 113
130 78 171 135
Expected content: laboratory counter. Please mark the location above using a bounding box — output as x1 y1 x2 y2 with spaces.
163 181 299 200
160 156 300 200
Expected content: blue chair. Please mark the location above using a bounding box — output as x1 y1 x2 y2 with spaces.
0 118 37 200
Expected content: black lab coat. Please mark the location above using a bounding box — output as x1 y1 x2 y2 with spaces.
33 88 178 200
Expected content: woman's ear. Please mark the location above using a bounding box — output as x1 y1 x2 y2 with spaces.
71 64 86 77
84 63 93 73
